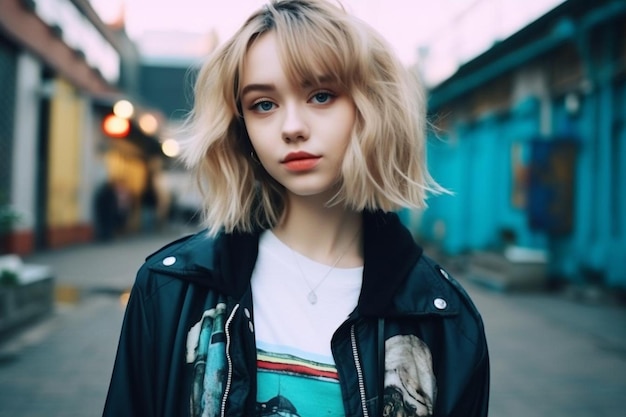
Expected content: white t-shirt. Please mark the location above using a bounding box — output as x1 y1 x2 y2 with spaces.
251 230 363 416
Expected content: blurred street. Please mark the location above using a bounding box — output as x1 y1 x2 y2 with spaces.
0 227 625 417
0 226 189 417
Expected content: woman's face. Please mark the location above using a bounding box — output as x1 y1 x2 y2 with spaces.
240 31 356 200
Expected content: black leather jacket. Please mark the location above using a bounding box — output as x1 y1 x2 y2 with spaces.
103 211 489 417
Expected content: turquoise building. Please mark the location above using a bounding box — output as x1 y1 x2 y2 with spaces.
413 0 626 288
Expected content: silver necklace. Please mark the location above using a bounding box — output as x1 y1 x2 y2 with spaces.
289 230 361 305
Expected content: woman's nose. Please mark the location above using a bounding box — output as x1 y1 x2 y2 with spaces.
281 103 309 143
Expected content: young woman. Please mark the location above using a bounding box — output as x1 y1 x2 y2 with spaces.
103 1 489 416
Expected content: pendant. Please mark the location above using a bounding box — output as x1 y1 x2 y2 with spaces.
307 291 318 304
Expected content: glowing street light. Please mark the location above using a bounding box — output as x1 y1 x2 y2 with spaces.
102 114 130 138
139 113 159 135
113 99 134 119
161 138 180 157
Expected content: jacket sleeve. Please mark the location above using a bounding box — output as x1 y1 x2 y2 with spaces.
450 336 490 417
102 271 156 417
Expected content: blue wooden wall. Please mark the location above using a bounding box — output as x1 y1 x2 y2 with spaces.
409 72 625 288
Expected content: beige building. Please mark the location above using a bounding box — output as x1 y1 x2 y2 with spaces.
0 0 162 254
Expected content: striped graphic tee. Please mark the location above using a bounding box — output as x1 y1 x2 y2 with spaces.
251 230 363 416
256 343 343 416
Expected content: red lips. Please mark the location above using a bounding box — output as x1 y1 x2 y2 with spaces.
282 151 319 163
282 151 321 172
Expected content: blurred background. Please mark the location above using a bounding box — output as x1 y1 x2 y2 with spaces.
0 0 625 416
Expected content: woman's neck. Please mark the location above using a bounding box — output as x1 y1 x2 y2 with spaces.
272 194 363 267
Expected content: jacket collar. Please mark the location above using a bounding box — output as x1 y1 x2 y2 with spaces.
145 211 459 317
358 211 459 317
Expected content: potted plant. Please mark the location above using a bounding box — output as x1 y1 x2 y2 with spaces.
0 203 54 336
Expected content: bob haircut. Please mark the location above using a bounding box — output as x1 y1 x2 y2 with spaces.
180 0 444 236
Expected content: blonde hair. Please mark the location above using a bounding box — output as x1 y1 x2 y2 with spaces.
180 0 444 236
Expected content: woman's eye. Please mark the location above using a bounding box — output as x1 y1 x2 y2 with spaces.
252 101 275 112
310 91 334 104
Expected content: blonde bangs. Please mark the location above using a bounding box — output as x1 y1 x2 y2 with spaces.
270 9 359 91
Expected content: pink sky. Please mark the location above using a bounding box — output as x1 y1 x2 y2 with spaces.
92 0 565 83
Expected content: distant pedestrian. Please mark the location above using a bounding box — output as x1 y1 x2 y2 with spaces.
113 179 131 236
140 172 159 233
103 1 489 416
93 180 118 241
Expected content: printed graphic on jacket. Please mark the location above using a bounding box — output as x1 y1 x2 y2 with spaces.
383 335 437 416
256 348 344 416
186 303 228 417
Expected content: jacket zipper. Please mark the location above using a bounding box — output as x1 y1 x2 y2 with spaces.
350 324 369 417
220 304 240 417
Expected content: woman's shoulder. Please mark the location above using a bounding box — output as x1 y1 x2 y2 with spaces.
132 230 219 290
146 230 212 259
413 254 483 317
132 229 259 299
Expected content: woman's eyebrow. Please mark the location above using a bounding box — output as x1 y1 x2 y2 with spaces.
241 83 275 97
301 75 334 88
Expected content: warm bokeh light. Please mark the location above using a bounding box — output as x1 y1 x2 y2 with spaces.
161 138 180 157
138 112 159 135
102 114 130 138
113 99 134 119
119 290 131 308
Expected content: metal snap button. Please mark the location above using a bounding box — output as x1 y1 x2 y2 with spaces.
162 256 176 266
434 298 448 310
439 268 450 280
